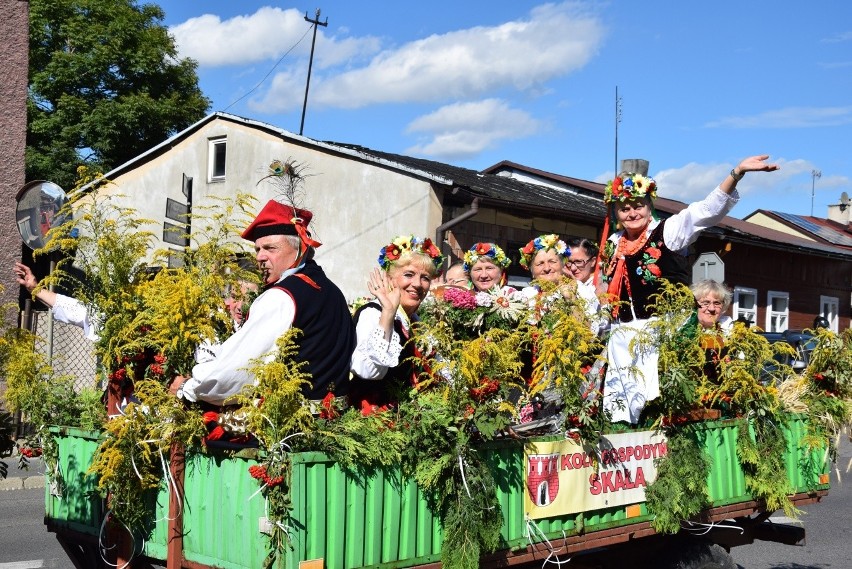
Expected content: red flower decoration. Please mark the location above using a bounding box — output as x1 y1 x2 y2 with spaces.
648 264 662 277
646 247 662 259
476 242 490 255
202 411 219 425
319 392 339 420
522 242 535 255
206 426 226 441
385 244 400 261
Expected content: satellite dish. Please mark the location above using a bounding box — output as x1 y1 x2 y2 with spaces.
841 191 850 205
15 180 71 250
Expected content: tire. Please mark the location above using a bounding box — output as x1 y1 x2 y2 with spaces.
658 541 737 569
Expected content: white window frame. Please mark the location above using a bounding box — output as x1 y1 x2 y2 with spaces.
765 291 789 333
733 286 758 327
208 137 227 182
819 295 839 332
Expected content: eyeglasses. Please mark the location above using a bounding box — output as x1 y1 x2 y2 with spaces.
566 258 592 268
698 300 723 309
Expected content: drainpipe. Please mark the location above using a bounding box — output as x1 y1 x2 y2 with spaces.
435 196 480 263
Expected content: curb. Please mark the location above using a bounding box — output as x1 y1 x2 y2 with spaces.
0 474 45 491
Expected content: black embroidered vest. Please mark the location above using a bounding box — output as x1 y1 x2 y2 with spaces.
350 302 417 408
269 260 356 399
615 221 688 322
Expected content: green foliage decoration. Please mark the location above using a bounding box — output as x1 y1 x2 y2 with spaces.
116 194 259 376
1 324 105 482
38 169 156 375
642 281 705 423
645 425 712 534
528 279 608 442
782 327 852 460
398 390 503 569
88 380 205 533
736 413 797 516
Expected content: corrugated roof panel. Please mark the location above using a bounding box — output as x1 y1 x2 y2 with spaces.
772 211 852 247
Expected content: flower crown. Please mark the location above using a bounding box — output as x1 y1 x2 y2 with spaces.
519 234 569 269
604 173 658 204
378 234 445 272
463 242 511 272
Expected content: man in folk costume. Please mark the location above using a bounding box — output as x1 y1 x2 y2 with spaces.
171 200 356 406
595 155 779 424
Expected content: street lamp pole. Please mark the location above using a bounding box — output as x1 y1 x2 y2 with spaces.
810 169 822 216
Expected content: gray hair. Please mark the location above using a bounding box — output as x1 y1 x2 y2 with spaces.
690 279 732 311
282 235 315 262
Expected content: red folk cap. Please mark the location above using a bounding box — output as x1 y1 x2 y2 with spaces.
241 200 321 247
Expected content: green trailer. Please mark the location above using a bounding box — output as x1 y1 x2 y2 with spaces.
45 415 829 569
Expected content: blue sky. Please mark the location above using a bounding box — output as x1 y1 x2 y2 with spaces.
159 1 852 219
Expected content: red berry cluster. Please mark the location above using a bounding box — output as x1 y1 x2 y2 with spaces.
248 465 284 487
469 377 499 401
19 446 43 458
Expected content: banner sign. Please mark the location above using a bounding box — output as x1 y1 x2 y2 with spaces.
524 430 667 519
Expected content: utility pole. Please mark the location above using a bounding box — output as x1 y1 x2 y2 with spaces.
300 8 328 136
810 169 822 216
614 86 622 175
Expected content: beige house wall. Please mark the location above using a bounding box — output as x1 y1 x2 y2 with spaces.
91 119 443 299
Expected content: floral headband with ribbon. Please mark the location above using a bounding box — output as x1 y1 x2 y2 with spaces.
463 242 511 272
378 235 445 273
519 234 569 269
604 173 658 204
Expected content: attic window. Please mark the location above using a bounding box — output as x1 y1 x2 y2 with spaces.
208 137 227 182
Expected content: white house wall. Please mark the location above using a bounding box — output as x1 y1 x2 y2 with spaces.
98 118 443 300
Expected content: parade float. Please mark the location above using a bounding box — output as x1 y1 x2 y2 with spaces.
3 167 850 569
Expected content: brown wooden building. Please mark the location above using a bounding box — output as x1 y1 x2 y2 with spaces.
330 150 851 332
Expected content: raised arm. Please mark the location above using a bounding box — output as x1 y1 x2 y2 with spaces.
719 154 780 195
14 262 58 308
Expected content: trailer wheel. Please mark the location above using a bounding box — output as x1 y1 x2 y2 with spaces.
658 541 736 569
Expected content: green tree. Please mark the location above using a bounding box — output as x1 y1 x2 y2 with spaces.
27 0 210 189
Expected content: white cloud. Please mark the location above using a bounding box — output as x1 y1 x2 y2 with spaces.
817 61 852 69
251 2 605 112
651 158 845 203
170 7 380 67
705 107 852 129
404 99 542 160
821 31 852 43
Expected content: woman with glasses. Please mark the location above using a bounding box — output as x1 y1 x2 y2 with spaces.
596 155 780 424
691 279 733 332
565 238 604 334
690 279 733 382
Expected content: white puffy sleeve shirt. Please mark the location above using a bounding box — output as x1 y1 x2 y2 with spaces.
52 293 99 342
181 287 295 406
661 186 739 251
350 305 404 381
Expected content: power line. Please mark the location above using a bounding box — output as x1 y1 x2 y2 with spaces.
222 24 314 113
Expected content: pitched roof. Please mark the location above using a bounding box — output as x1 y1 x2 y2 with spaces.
326 145 606 220
85 112 603 220
744 210 852 249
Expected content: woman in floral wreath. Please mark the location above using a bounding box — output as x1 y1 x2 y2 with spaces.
349 235 444 414
596 155 779 424
464 242 512 293
519 234 570 283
